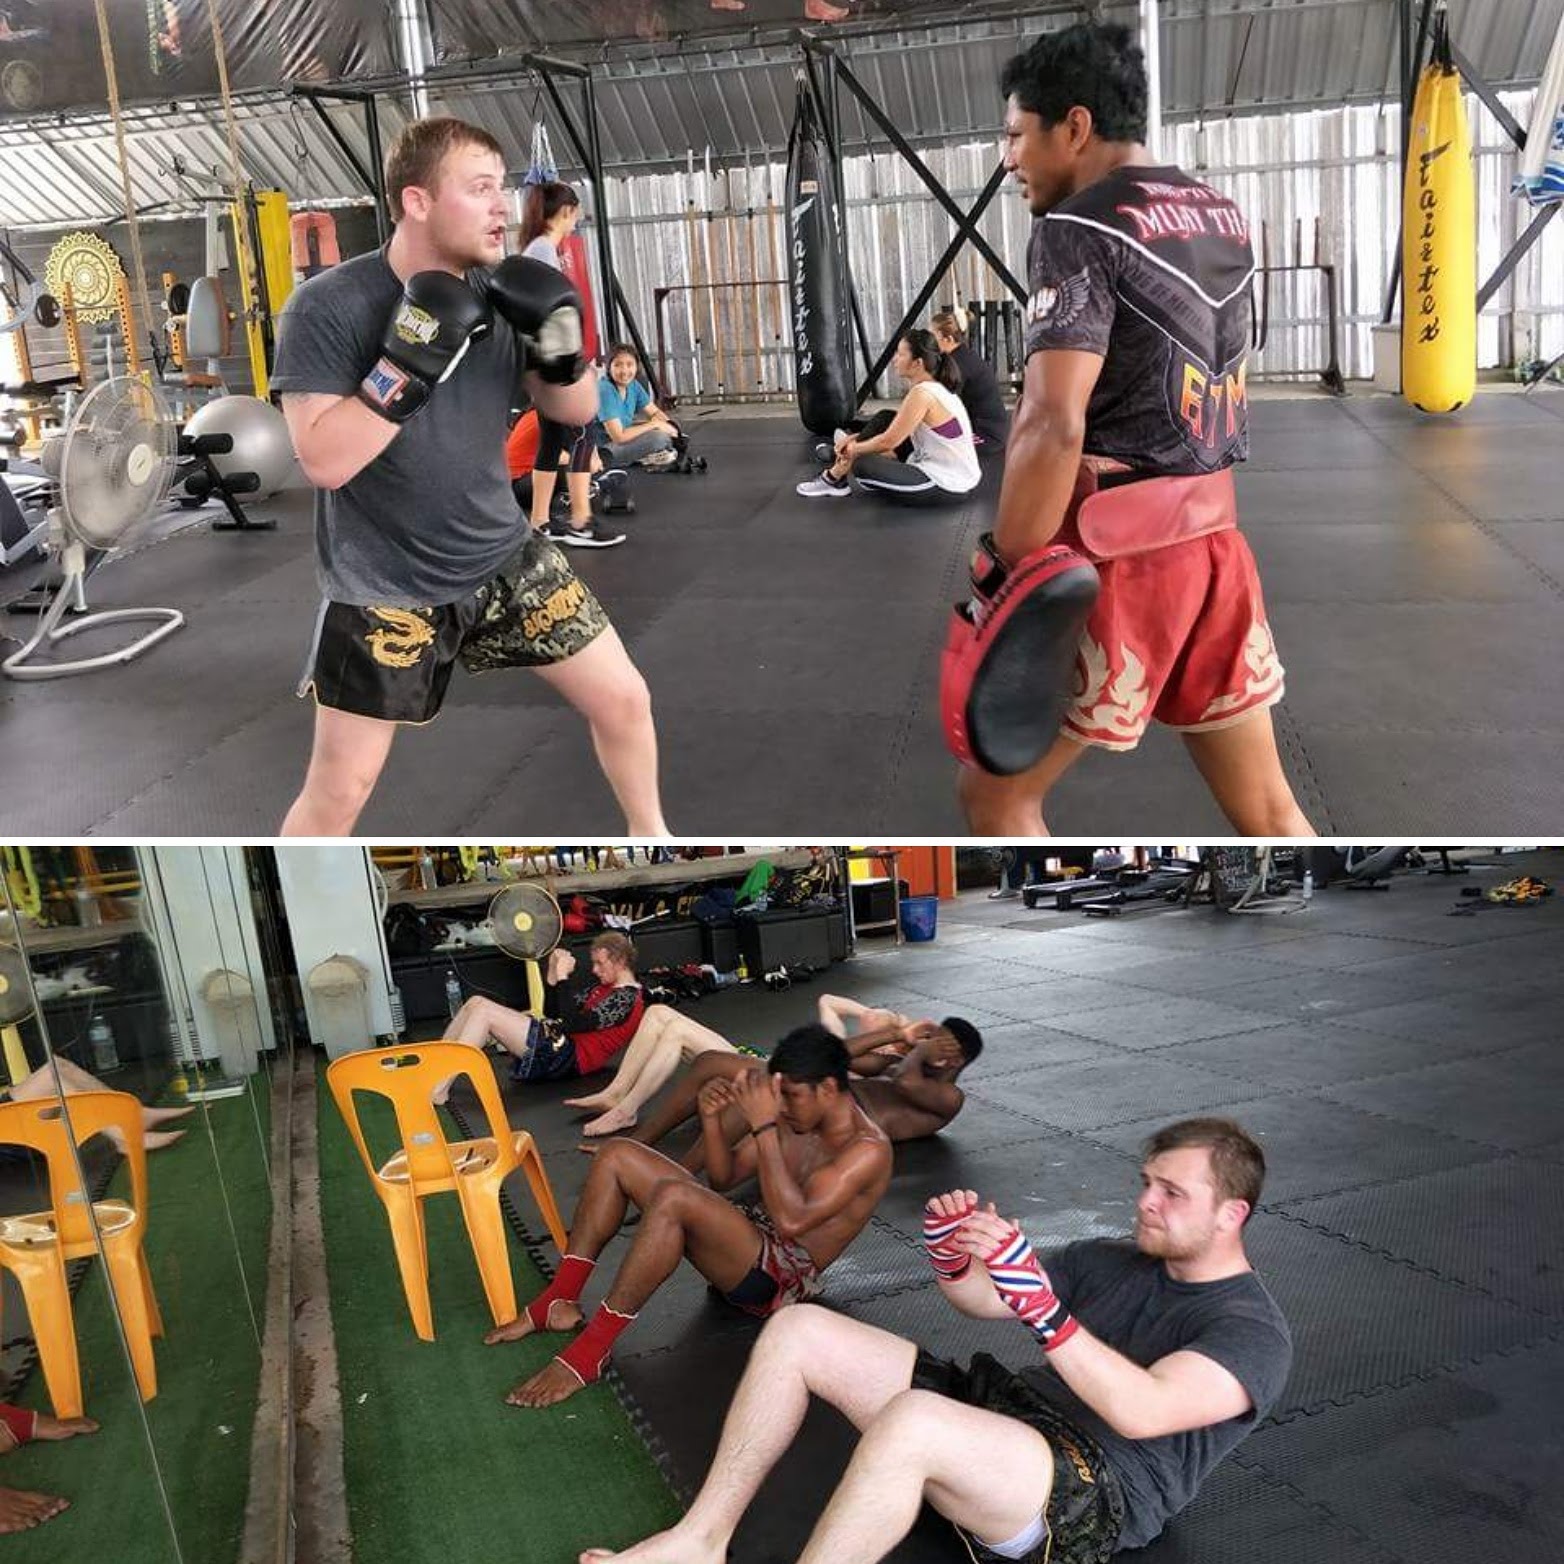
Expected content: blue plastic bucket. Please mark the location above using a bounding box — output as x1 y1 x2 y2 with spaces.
899 895 939 942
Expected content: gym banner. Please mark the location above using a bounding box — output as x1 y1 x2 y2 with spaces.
429 1 930 59
0 1 396 119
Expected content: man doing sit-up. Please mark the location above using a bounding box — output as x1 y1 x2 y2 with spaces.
488 1025 891 1409
613 1014 982 1168
584 1116 1291 1564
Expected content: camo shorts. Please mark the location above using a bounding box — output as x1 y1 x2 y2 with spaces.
298 531 610 724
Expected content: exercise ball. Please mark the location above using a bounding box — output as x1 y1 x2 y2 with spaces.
183 395 298 497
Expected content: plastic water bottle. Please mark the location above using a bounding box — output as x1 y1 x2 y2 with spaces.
88 1014 120 1072
445 970 462 1020
1302 869 1314 905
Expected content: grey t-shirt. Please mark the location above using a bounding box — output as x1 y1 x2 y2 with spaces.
1023 1239 1292 1549
270 249 524 607
521 235 562 269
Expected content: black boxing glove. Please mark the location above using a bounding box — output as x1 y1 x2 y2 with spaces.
360 272 491 424
486 256 587 385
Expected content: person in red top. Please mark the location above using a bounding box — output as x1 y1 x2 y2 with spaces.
956 21 1313 837
446 931 645 1084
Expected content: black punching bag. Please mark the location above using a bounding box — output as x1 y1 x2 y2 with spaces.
786 75 854 435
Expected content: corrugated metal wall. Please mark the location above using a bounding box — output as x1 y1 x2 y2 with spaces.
598 87 1563 399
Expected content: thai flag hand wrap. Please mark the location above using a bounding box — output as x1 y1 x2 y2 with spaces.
984 1223 1078 1351
922 1195 978 1282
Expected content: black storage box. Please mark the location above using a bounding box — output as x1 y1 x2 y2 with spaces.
737 908 834 974
701 919 742 972
626 917 706 972
826 907 848 962
851 878 908 927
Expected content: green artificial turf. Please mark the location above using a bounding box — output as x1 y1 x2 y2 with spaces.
318 1070 683 1564
1 1082 274 1563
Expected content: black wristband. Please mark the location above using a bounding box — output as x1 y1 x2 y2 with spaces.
751 1121 779 1137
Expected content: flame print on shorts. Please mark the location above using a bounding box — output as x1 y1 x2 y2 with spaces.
1198 621 1284 720
1070 633 1151 740
364 607 436 669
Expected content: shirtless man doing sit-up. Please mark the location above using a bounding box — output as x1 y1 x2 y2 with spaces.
486 1026 891 1409
608 1015 982 1171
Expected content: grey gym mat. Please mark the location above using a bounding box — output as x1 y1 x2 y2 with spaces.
1275 1156 1564 1316
11 398 1558 832
1315 1041 1564 1152
1091 1094 1510 1205
976 1052 1277 1132
1234 1338 1564 1564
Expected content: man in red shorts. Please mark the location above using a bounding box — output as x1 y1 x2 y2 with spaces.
485 1025 891 1410
956 21 1314 836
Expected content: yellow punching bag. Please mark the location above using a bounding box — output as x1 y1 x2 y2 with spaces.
1401 8 1476 414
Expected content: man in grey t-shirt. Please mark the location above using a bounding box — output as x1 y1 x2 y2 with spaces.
271 115 667 836
589 1117 1291 1564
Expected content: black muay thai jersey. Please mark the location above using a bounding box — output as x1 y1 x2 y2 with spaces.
1022 164 1255 476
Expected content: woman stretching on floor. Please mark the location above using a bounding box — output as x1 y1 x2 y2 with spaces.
796 329 980 507
6 1058 194 1151
562 1002 742 1137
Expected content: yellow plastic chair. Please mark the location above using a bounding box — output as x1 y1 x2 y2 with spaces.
0 1091 162 1418
326 1041 569 1341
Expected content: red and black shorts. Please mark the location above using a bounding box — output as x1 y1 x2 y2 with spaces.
298 531 610 725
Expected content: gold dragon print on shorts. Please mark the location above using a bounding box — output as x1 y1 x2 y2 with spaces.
364 606 436 669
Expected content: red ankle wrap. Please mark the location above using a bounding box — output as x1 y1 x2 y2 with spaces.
0 1403 37 1444
555 1304 637 1386
524 1253 596 1330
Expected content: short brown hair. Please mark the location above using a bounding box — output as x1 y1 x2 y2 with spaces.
1142 1117 1264 1219
590 931 636 971
932 309 967 343
384 117 504 223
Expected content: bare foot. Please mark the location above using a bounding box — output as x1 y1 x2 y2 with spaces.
31 1412 98 1442
141 1105 195 1129
142 1129 186 1152
581 1105 639 1137
804 0 850 19
579 1524 727 1564
577 1141 602 1156
563 1092 617 1112
483 1298 582 1344
506 1357 588 1408
0 1487 69 1533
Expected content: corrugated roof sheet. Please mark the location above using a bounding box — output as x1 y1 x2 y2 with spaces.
0 0 1560 225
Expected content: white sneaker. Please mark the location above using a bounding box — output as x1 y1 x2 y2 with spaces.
796 472 852 498
641 449 678 470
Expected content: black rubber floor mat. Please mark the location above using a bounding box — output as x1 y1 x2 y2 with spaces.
895 1088 1064 1158
975 973 1149 1024
1236 1337 1564 1564
1313 987 1560 1050
1090 1094 1511 1205
1275 1156 1564 1317
986 1054 1276 1133
954 1022 1129 1080
1316 1042 1564 1152
1107 950 1306 998
1021 992 1290 1052
1201 968 1424 1024
873 1130 1140 1249
1127 1456 1403 1564
1241 1211 1550 1415
1154 1016 1522 1092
